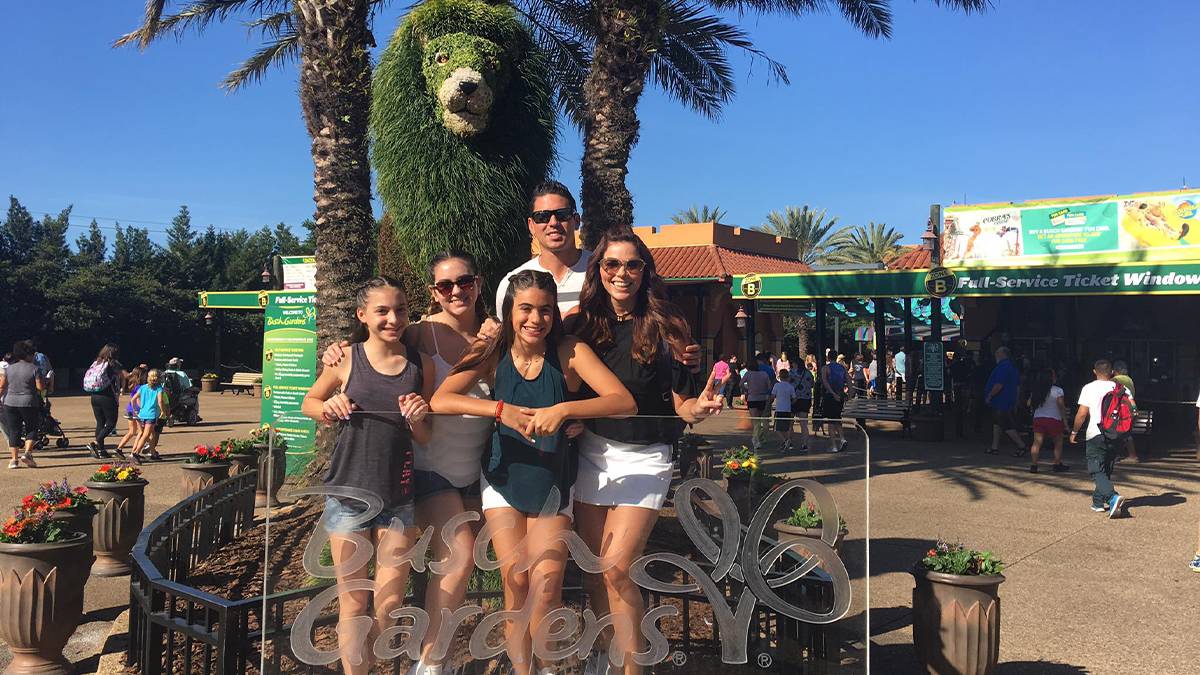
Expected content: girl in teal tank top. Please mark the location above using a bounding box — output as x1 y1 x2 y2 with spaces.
432 269 634 675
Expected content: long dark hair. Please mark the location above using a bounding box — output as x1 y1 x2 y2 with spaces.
1028 365 1055 410
573 230 692 365
451 270 561 374
348 276 408 344
95 343 119 364
426 250 489 325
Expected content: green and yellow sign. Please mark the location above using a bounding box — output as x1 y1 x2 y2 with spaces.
260 292 318 474
924 267 957 298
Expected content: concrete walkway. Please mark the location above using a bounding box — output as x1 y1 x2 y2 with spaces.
6 394 1198 673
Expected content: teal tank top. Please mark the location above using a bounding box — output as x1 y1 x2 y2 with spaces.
484 341 573 514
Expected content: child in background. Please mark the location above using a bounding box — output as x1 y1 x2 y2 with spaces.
771 369 800 453
129 369 166 464
112 366 147 459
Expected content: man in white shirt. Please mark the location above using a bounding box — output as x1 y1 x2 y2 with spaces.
742 359 772 451
495 180 591 318
1069 359 1127 518
893 347 907 400
770 371 800 454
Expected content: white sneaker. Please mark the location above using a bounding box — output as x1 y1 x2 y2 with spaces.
7 460 19 469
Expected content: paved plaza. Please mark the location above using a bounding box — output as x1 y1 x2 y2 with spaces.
4 392 1197 673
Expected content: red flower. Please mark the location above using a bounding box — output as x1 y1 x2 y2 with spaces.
99 464 112 472
198 447 208 456
20 495 36 508
74 486 87 494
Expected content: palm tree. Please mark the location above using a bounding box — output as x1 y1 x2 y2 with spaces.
672 204 728 224
826 222 904 265
569 0 989 247
117 0 376 355
760 205 849 266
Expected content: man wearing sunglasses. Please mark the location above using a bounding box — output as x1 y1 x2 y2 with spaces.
495 180 592 318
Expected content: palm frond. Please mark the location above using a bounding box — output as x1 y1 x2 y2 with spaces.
222 30 299 92
833 0 892 39
115 0 293 48
672 204 728 224
245 9 294 38
509 0 594 127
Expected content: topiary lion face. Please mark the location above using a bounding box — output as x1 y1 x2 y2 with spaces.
422 33 509 136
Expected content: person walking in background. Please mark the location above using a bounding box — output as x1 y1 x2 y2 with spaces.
893 346 907 401
808 354 825 433
791 359 814 451
771 369 799 453
711 352 732 409
820 349 848 453
28 338 54 396
743 355 772 451
1112 360 1140 463
1027 365 1069 473
83 343 126 459
984 346 1028 457
112 366 145 459
851 352 868 398
129 369 168 464
1070 359 1129 518
886 352 897 399
775 351 792 379
725 354 741 408
1 341 44 468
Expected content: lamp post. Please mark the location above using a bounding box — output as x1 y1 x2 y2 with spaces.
204 311 221 375
734 305 751 362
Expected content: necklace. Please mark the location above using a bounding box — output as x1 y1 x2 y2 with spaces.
513 350 544 377
614 311 632 322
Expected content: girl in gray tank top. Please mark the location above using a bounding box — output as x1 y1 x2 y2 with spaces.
301 276 433 675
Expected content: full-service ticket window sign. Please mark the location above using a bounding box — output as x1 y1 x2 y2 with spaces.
942 188 1198 266
260 292 318 471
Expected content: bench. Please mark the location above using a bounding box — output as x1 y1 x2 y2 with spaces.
220 372 261 396
841 397 911 435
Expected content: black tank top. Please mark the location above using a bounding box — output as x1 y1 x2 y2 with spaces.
323 342 423 509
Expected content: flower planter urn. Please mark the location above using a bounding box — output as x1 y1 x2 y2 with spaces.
773 519 847 554
254 445 286 508
228 453 257 477
48 503 97 543
200 377 218 393
251 382 263 398
725 475 755 521
911 566 1005 675
0 532 94 675
181 462 231 496
85 479 147 577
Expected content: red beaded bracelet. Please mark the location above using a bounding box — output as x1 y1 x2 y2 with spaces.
495 400 504 423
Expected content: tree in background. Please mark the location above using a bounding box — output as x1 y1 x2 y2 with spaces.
760 204 850 357
0 196 307 375
672 204 728 224
826 221 904 265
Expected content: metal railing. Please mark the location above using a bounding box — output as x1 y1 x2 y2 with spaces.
128 472 844 673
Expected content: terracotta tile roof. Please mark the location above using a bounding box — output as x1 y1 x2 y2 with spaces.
887 245 931 270
649 245 810 281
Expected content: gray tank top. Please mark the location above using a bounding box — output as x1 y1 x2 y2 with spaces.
323 342 423 510
2 361 39 407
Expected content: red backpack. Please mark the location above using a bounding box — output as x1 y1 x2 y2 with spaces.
1098 383 1134 440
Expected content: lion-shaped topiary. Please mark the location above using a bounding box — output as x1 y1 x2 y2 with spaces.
371 0 556 308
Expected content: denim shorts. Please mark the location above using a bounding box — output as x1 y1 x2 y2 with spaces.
322 497 415 533
413 469 481 502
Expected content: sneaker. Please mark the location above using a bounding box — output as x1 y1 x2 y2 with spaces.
1190 555 1200 573
111 446 127 459
1107 494 1125 519
1090 505 1106 513
1052 463 1070 472
87 441 102 459
130 453 144 465
7 460 19 469
1029 464 1038 473
19 453 37 468
840 440 849 452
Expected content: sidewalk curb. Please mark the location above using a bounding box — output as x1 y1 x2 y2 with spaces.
95 609 130 675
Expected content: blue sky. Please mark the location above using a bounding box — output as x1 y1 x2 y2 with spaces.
3 1 1197 246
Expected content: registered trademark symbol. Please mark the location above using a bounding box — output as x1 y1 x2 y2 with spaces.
671 650 687 667
756 652 773 668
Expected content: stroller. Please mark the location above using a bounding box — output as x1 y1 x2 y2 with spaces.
164 370 201 426
32 399 71 450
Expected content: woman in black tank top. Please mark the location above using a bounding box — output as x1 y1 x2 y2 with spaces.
567 231 723 675
432 270 634 675
302 276 435 675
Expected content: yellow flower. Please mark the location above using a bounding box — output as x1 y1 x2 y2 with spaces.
117 469 130 480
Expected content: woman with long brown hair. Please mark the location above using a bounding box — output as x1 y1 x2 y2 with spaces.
568 230 722 675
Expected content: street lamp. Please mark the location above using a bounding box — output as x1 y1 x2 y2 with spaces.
204 312 214 326
920 221 938 252
261 262 272 286
735 305 749 329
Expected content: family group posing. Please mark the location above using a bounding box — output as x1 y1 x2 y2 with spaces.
302 181 722 675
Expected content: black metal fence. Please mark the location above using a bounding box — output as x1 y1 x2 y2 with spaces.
129 475 846 674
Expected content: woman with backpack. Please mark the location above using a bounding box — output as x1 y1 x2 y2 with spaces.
83 343 127 459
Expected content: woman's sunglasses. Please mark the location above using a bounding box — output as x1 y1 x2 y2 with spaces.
431 275 478 295
530 207 575 224
600 258 646 274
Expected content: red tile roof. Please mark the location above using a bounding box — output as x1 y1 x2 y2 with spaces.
650 245 810 282
887 245 931 270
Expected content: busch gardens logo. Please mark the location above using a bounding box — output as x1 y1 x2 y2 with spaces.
740 274 762 299
288 478 850 668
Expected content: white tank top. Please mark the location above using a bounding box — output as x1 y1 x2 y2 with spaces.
413 322 493 487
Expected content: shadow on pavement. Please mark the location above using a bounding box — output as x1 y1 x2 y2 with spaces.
867 643 1091 674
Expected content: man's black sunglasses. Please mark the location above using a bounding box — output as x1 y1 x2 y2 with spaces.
530 207 575 224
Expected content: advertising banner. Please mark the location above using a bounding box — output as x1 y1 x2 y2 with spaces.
260 292 318 473
943 189 1198 266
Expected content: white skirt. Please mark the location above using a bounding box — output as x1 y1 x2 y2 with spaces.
479 475 574 519
574 430 672 510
